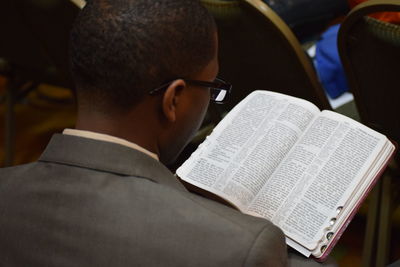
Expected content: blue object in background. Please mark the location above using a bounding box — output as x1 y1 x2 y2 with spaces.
315 24 350 99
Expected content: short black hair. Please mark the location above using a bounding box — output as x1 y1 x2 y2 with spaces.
69 0 216 113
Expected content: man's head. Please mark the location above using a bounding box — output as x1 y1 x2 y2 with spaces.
69 0 218 163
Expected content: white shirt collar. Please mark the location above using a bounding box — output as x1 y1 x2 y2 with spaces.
63 128 159 161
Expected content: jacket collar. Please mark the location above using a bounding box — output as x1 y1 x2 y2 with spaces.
39 134 188 192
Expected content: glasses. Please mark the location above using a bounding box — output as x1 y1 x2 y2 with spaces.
148 77 232 104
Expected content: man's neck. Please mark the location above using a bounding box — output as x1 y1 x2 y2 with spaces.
75 111 161 159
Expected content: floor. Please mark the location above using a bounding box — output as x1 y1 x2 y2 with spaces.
1 77 399 266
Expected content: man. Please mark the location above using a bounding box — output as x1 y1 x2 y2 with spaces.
0 0 335 266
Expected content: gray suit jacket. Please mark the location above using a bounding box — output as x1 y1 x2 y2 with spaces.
0 134 335 266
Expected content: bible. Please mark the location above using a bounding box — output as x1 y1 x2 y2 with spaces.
176 90 396 261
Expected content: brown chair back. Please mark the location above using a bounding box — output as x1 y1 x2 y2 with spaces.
201 0 331 112
338 0 400 143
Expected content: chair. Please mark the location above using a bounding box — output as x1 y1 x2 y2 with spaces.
0 0 79 166
169 0 332 171
170 0 333 172
201 0 332 113
338 1 400 266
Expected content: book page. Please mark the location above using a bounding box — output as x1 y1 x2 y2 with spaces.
311 139 394 259
245 110 392 251
176 91 320 210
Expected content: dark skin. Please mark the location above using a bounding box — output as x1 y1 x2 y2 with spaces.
75 35 219 164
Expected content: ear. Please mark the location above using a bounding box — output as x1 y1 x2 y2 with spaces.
162 79 186 122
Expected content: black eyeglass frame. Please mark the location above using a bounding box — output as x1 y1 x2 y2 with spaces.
148 77 232 104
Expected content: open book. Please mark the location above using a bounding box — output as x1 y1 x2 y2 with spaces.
176 90 396 261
